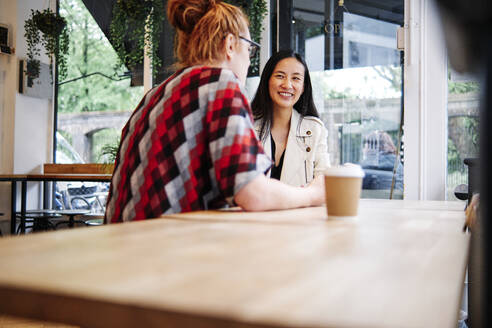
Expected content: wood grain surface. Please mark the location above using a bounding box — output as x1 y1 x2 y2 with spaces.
43 164 114 175
0 173 112 182
0 200 469 328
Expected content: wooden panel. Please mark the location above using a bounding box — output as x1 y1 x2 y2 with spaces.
0 175 28 180
0 314 76 327
43 164 114 175
26 174 112 182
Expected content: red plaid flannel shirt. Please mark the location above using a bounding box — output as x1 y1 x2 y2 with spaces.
105 66 272 222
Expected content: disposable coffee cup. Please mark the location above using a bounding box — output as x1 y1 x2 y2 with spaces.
324 164 365 217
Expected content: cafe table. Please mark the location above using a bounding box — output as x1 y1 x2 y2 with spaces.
0 200 468 328
0 173 112 234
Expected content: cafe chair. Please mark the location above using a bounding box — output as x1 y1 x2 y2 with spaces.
15 209 61 234
464 158 479 205
62 183 108 214
454 184 469 203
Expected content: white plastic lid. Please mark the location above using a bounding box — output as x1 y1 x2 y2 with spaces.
324 163 365 178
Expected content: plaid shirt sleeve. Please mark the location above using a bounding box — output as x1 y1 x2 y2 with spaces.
206 71 272 204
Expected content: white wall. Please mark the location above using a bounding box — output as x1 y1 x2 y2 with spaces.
14 0 54 174
0 0 17 174
0 0 19 231
0 0 55 232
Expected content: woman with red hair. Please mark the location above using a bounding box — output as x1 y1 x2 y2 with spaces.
105 0 325 223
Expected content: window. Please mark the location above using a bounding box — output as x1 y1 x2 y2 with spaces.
57 0 144 164
447 68 479 200
274 0 404 199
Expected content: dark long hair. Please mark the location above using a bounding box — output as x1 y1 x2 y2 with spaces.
251 50 319 142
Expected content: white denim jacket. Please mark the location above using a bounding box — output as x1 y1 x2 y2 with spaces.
255 110 330 187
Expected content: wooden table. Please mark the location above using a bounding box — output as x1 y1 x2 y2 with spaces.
0 200 469 328
0 173 112 234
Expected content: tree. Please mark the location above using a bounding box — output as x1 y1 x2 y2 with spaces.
447 80 480 174
372 65 401 93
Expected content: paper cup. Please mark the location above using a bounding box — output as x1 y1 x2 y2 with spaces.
324 164 365 217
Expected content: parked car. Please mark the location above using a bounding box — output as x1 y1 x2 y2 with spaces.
362 153 403 190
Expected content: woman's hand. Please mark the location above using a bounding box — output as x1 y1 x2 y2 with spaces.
235 174 326 211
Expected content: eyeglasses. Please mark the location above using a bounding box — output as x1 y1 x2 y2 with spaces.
239 36 261 58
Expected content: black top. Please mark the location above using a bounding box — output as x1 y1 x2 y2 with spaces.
270 134 285 180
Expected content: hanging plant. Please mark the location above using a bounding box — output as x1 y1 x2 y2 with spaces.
24 8 70 83
225 0 268 76
110 0 164 77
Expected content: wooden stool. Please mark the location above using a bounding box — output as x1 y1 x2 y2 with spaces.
54 209 91 229
81 214 104 227
85 218 104 226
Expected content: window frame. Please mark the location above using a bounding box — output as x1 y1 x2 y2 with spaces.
403 0 448 200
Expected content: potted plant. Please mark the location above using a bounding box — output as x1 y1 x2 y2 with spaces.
110 0 267 78
110 0 164 77
99 138 120 164
24 8 69 84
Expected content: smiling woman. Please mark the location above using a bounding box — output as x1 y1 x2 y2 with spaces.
252 50 330 187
